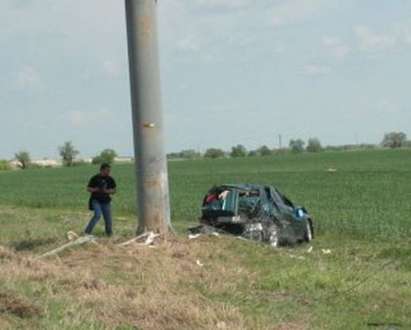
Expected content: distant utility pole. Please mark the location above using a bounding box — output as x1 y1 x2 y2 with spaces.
278 134 283 149
125 0 172 235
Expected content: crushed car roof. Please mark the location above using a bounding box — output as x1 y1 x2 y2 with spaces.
218 184 267 191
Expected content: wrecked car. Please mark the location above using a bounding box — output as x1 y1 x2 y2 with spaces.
197 184 314 247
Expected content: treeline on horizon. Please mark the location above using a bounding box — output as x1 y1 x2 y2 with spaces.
1 143 120 171
168 131 411 160
1 131 410 171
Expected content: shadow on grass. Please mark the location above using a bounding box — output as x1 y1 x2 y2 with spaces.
0 291 42 318
10 237 58 252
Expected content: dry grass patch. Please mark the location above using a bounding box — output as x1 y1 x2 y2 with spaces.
0 236 272 329
0 316 11 329
275 321 308 330
0 245 16 260
0 291 42 319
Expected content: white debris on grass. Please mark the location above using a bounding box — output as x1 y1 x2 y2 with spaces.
196 259 204 267
307 246 313 253
322 249 332 254
289 254 306 260
118 232 160 247
188 233 202 240
217 321 227 329
38 235 97 259
67 231 79 241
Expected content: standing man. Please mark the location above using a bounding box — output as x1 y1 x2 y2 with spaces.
85 163 117 236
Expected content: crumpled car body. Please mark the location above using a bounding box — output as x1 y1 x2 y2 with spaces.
198 184 314 247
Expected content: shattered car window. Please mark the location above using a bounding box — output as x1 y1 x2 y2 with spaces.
276 189 295 209
238 190 261 215
203 189 237 213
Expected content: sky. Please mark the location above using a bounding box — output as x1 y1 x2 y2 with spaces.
1 0 411 159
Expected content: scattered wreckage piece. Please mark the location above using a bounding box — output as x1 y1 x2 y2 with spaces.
118 232 160 247
38 235 98 259
67 231 79 241
38 231 164 259
188 233 202 240
197 184 315 248
189 225 224 236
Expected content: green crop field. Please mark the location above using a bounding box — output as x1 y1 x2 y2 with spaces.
0 149 410 329
1 148 410 237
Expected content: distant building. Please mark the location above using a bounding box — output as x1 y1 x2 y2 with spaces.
80 158 93 164
8 160 21 169
9 158 62 168
115 157 133 163
31 159 62 167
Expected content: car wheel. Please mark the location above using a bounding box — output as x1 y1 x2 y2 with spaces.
267 225 280 248
304 221 313 242
242 223 264 242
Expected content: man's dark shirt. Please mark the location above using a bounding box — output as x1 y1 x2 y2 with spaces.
88 174 117 204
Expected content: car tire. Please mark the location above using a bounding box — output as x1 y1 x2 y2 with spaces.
267 225 280 248
242 223 264 242
304 221 313 242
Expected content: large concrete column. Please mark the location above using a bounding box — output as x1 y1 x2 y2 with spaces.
125 0 171 235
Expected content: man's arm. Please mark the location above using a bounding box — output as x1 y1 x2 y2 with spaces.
104 178 117 195
103 188 116 195
87 186 99 193
87 176 99 193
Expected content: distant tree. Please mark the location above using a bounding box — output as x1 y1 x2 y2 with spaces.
167 149 200 160
306 138 322 153
274 148 288 155
248 150 258 157
180 149 201 159
257 145 272 157
92 149 117 165
167 152 180 160
59 141 79 167
289 139 305 153
15 151 31 169
324 144 377 152
230 145 247 158
381 132 407 149
204 148 225 159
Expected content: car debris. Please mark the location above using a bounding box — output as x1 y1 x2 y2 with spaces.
289 254 306 260
190 184 315 248
188 233 202 240
38 234 98 259
118 232 160 247
67 231 79 241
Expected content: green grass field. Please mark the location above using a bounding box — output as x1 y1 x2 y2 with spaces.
0 149 410 329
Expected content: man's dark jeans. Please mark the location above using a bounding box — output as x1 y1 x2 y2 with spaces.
85 200 113 236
